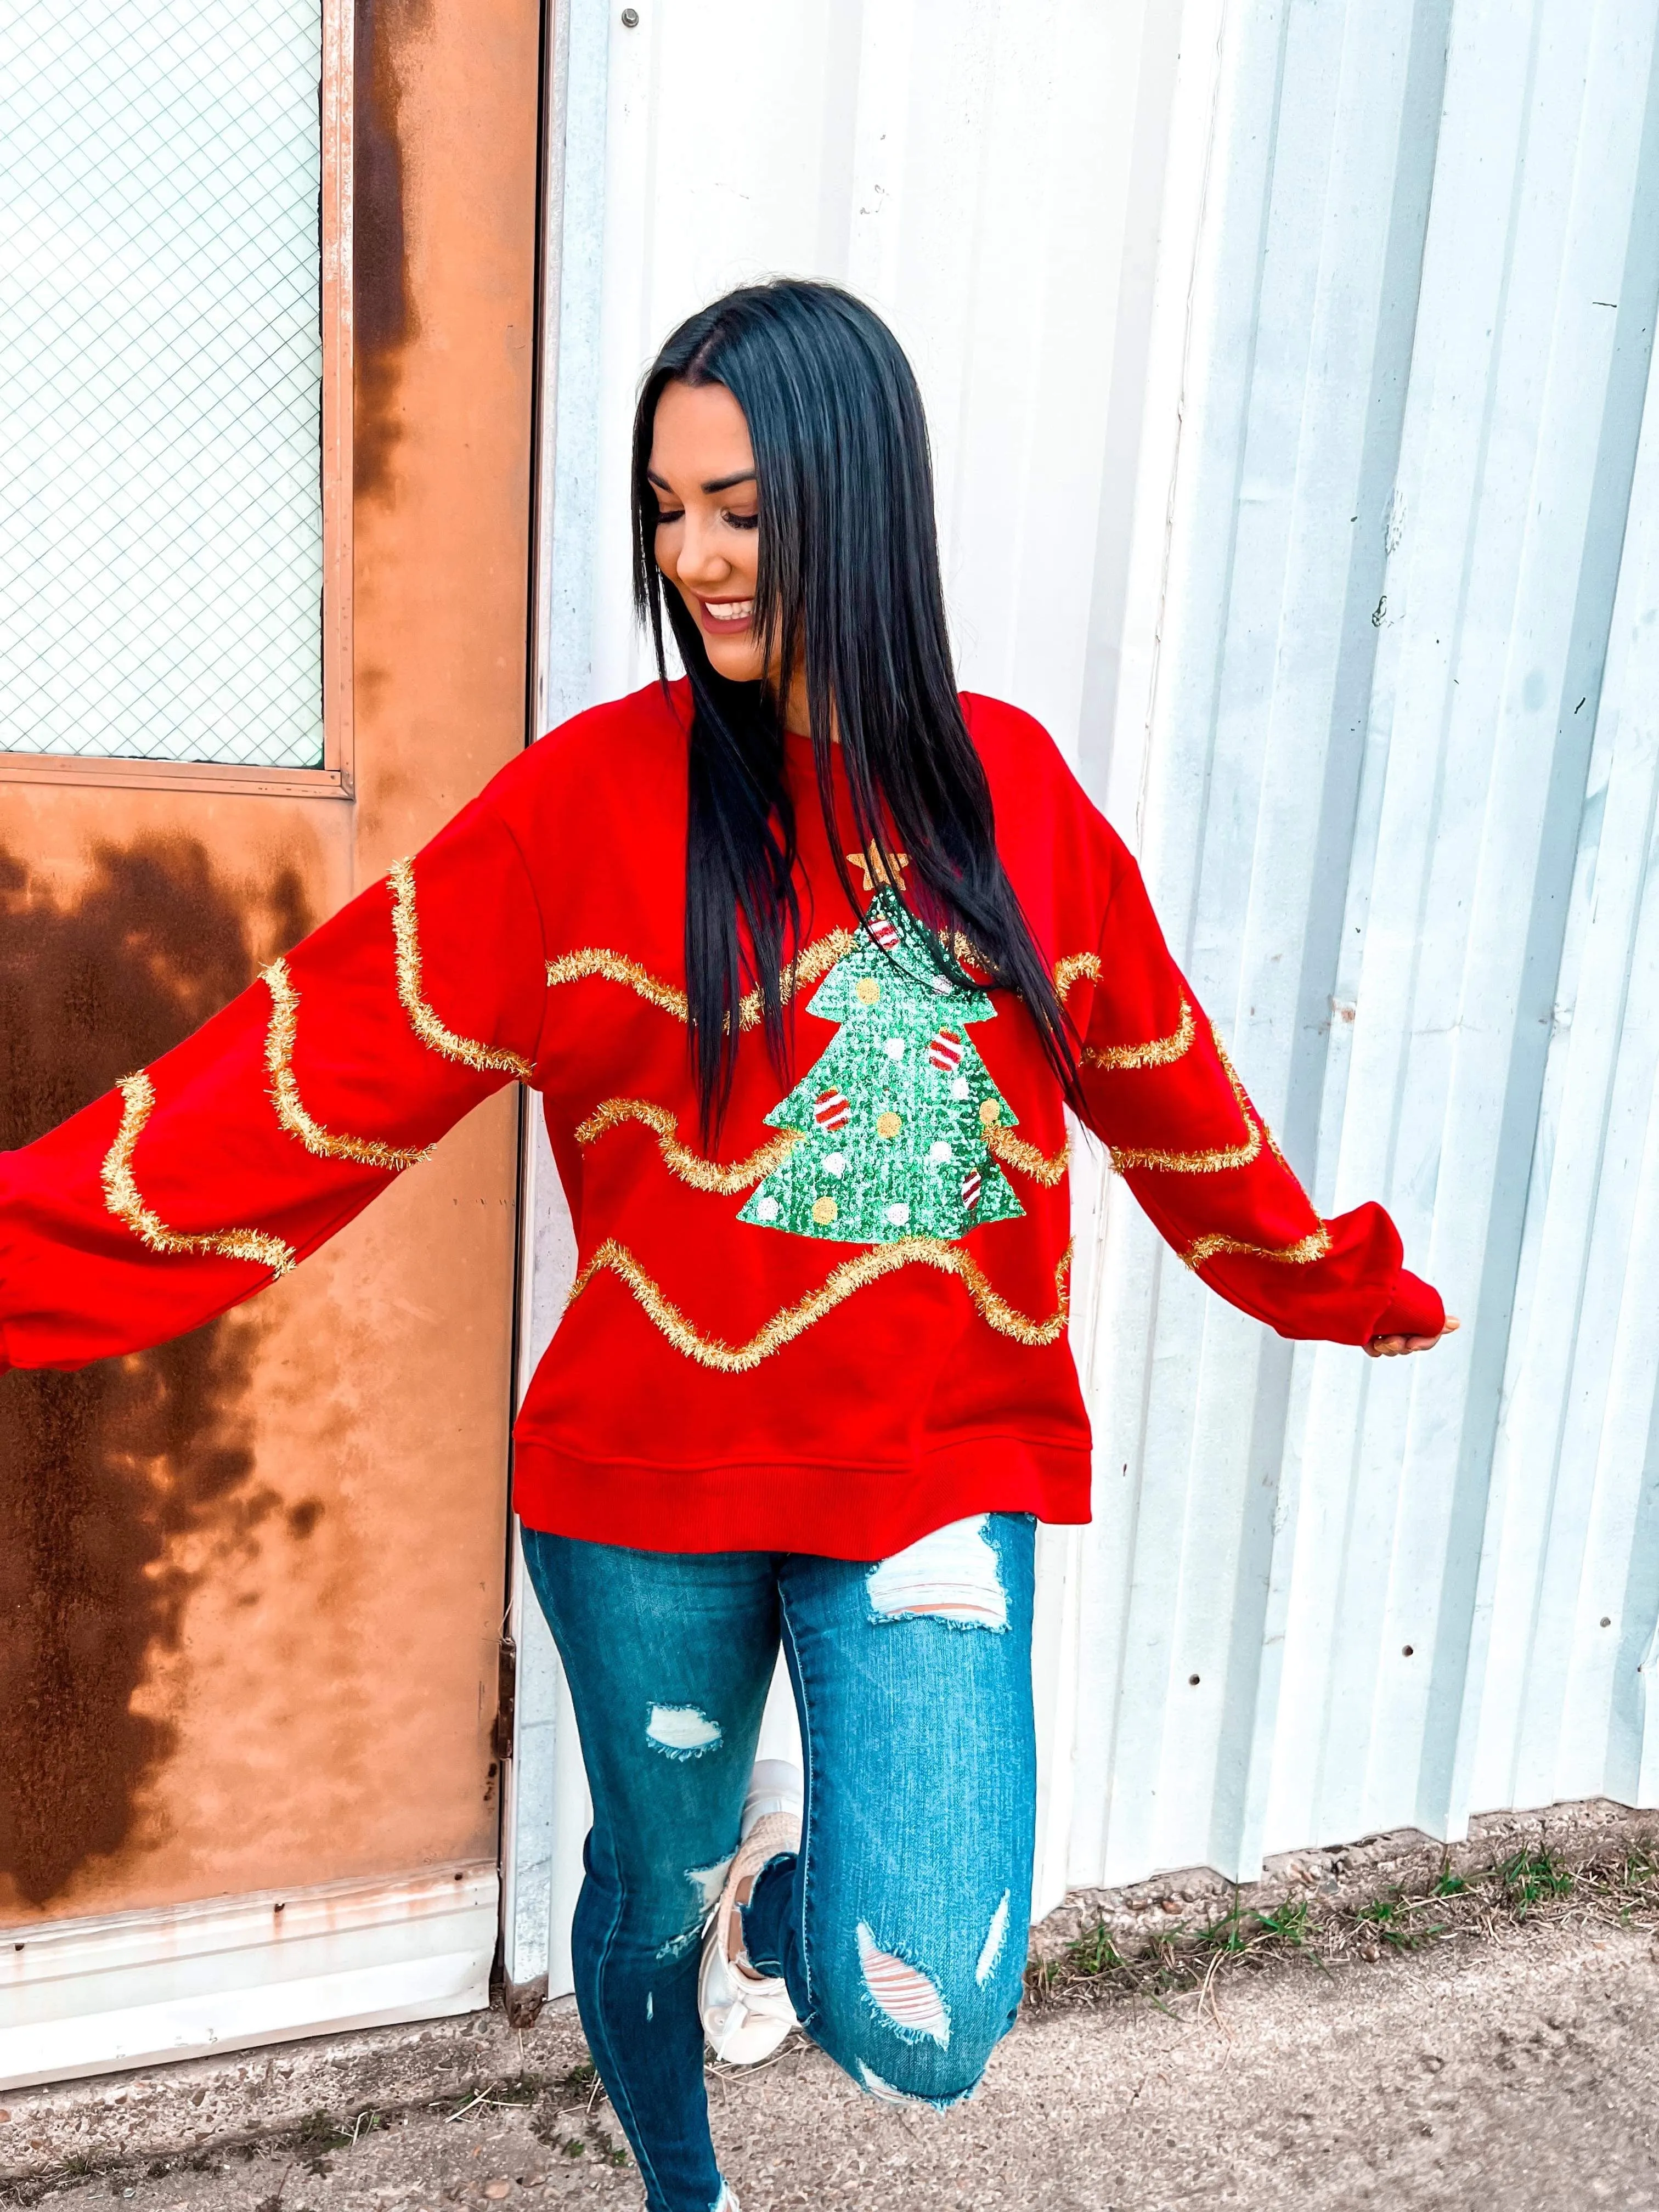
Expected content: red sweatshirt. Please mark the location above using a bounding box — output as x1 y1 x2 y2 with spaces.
0 684 1441 1557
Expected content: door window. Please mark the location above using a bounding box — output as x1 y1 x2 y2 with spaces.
0 0 346 778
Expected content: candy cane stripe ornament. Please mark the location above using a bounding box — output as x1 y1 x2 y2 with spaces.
814 1088 851 1130
928 1026 963 1073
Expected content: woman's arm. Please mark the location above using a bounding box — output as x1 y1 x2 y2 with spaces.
0 797 547 1373
1075 837 1447 1351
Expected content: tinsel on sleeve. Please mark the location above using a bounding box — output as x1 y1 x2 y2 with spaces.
0 802 547 1373
1075 839 1426 1346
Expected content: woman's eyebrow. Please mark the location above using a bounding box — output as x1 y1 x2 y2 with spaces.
645 467 756 495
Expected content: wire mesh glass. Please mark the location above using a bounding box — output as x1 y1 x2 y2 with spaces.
0 1 324 768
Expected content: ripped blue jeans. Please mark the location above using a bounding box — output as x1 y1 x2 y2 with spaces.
521 1515 1037 2212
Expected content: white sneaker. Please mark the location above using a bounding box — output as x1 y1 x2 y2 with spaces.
698 1758 803 2064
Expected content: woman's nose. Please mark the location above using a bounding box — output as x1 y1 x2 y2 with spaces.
676 511 730 588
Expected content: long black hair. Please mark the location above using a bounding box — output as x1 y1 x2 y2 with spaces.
630 278 1082 1142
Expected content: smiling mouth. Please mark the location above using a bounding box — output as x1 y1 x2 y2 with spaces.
698 597 753 630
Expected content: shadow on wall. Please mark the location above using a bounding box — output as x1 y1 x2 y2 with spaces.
0 841 311 1913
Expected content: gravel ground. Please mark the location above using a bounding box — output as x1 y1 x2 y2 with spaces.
10 1917 1659 2211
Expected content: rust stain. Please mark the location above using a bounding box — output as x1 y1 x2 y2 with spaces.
286 1498 325 1541
0 840 312 1910
354 0 433 499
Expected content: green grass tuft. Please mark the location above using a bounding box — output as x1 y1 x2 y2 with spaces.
1028 1830 1659 2011
1497 1848 1574 1914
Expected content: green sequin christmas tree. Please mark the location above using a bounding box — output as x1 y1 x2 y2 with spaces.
737 887 1025 1246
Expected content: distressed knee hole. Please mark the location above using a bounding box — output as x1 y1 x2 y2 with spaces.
653 1852 733 1961
975 1891 1011 1987
857 1922 951 2047
865 1515 1008 1631
686 1853 733 1914
856 2060 978 2112
645 1702 723 1758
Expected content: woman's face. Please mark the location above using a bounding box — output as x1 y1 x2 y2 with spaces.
648 379 768 686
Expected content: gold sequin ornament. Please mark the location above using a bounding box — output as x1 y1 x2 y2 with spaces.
856 977 882 1006
980 1099 1001 1127
847 847 911 893
812 1196 838 1226
876 1111 902 1140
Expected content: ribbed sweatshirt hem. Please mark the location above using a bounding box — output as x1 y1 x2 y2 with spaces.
510 1432 1093 1560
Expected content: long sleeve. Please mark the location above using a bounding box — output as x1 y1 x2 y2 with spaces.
1076 835 1442 1347
0 795 548 1373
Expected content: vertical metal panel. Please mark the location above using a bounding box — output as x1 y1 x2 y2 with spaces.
1078 0 1465 1892
1466 288 1659 1821
518 0 1659 1973
1082 0 1659 1889
550 0 1178 758
516 0 1189 1985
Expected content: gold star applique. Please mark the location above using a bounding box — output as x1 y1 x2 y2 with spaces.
846 847 911 893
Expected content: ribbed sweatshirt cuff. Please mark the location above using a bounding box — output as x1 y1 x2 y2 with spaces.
1371 1268 1444 1341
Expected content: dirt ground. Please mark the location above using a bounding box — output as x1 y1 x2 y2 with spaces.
8 1915 1658 2211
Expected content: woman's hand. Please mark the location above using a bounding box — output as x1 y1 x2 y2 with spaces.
1367 1315 1460 1359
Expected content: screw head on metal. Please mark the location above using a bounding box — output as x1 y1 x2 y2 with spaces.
621 7 639 22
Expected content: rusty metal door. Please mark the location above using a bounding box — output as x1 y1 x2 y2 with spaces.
0 0 544 2084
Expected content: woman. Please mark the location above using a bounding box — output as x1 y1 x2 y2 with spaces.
0 281 1450 2212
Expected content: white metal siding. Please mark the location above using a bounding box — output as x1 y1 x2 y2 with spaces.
1090 0 1659 1890
0 1868 497 2092
509 0 1659 1988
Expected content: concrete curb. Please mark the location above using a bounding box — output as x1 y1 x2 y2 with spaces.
0 1998 591 2188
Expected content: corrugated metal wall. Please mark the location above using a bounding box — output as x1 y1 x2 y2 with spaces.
506 0 1659 1992
1072 0 1659 1898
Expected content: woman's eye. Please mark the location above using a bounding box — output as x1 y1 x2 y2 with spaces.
724 510 759 532
655 509 685 527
